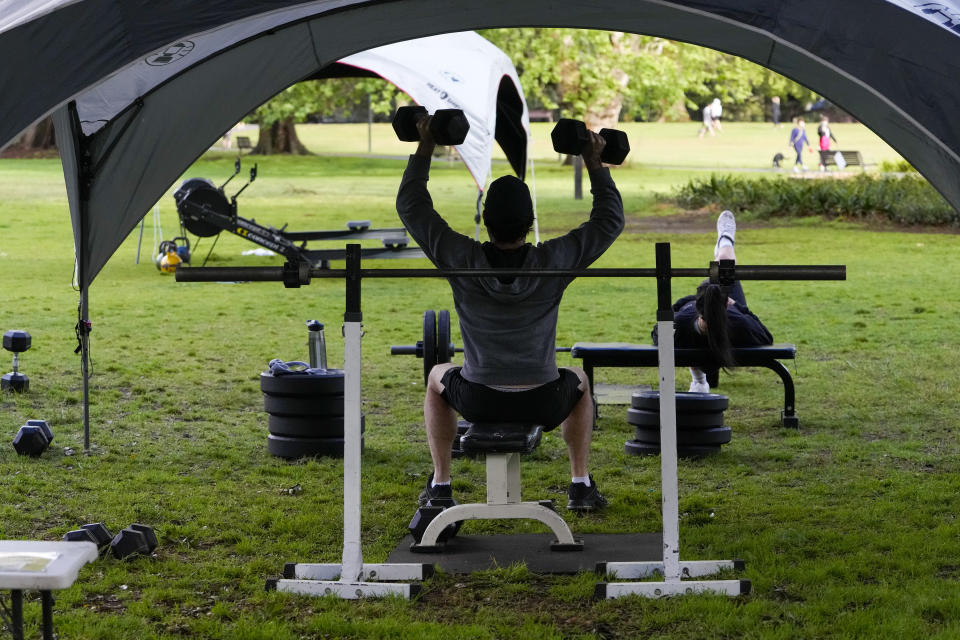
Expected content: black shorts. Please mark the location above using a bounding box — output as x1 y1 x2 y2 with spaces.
440 367 583 431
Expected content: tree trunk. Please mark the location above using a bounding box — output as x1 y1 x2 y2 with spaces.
0 116 57 158
251 117 311 155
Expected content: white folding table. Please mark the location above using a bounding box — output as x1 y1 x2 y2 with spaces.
0 541 97 640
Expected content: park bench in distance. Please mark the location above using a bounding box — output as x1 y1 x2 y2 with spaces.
569 342 800 428
236 136 252 153
819 149 864 171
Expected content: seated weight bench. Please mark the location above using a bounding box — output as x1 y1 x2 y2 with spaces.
570 342 800 428
411 423 583 552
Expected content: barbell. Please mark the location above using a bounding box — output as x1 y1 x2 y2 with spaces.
390 309 572 383
176 262 844 286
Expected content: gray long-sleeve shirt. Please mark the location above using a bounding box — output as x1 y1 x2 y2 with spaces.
397 155 624 385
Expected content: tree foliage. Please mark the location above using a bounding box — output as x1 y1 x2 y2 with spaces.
250 29 822 152
481 28 818 125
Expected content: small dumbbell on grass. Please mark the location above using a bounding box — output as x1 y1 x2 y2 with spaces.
110 524 158 559
550 118 631 165
2 329 31 392
408 499 462 544
392 106 470 146
64 522 113 548
12 419 53 456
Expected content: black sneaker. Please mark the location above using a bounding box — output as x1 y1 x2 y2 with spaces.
418 472 453 507
567 476 608 512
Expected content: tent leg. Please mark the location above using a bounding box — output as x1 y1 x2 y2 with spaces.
79 289 91 451
136 218 145 264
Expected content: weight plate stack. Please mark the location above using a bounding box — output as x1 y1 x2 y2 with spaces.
624 440 723 459
268 414 365 438
625 390 731 457
262 368 357 458
267 434 364 459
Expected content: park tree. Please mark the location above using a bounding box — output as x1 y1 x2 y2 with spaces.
0 116 56 158
481 28 819 125
481 29 687 130
251 76 401 154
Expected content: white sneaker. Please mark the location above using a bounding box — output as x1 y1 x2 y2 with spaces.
688 380 710 394
715 210 736 259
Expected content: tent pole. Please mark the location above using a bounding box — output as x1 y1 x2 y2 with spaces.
79 289 91 451
136 218 145 264
474 189 483 241
529 141 540 244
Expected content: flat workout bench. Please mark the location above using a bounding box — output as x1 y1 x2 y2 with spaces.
570 342 799 428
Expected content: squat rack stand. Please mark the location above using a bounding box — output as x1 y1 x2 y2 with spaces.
595 243 747 598
267 247 432 599
180 243 844 600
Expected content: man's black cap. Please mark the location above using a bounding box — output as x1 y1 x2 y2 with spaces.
483 175 533 239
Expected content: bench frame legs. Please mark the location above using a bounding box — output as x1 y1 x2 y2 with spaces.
413 452 583 551
583 359 799 428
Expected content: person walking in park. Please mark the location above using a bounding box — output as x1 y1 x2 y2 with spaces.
771 96 782 127
652 210 774 393
396 115 624 512
710 98 723 132
817 115 839 170
789 117 813 172
698 99 722 138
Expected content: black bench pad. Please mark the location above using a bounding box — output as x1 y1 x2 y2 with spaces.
570 343 796 366
460 423 543 454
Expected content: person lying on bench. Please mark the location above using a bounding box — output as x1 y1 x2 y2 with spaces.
396 115 624 512
652 210 773 393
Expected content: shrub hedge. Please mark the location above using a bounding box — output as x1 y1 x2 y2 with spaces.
671 173 957 226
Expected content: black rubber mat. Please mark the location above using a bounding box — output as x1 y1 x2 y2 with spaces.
386 533 661 574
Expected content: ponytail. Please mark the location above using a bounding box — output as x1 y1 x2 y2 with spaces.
695 282 734 370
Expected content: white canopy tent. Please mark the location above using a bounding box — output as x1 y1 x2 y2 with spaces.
331 32 530 189
2 0 960 447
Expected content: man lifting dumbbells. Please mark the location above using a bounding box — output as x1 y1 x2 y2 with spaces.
395 111 625 512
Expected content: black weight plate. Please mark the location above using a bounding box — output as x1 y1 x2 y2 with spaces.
423 310 436 383
633 426 732 446
631 390 729 413
268 414 365 437
437 310 452 364
626 408 724 429
267 434 364 459
263 394 344 417
259 369 345 396
623 439 723 458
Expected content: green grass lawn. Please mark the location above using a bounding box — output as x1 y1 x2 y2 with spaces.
0 127 958 639
238 120 905 172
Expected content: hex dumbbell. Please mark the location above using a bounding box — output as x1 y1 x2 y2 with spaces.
64 523 114 548
12 419 53 456
408 499 462 544
2 329 31 392
393 106 470 146
110 523 158 559
550 118 631 165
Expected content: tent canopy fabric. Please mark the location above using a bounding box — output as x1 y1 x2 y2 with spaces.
2 0 960 291
324 33 530 187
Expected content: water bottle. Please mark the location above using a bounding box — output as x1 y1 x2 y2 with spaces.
306 320 327 370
